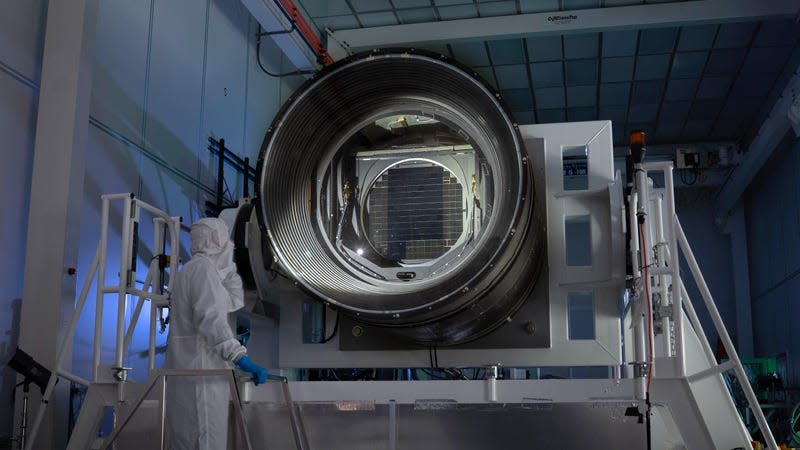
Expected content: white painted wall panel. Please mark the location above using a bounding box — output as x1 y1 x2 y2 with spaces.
0 69 38 439
244 20 284 159
202 0 249 153
243 20 306 158
241 17 306 198
91 0 151 145
137 158 200 262
198 0 251 193
0 0 47 83
144 0 208 176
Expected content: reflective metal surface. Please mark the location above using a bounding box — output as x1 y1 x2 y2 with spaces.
256 49 544 344
243 402 647 450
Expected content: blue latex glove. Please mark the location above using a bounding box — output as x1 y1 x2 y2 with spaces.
235 355 268 385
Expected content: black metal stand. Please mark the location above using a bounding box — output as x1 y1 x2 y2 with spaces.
16 381 30 450
205 137 257 216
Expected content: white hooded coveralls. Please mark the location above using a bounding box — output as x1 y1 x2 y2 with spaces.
164 218 246 450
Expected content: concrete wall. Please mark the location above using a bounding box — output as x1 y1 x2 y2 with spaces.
744 133 800 386
0 0 302 438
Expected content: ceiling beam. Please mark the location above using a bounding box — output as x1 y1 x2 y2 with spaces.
327 0 798 58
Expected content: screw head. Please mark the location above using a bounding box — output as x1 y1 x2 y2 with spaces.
524 322 536 335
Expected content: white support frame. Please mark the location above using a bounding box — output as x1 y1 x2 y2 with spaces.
50 141 782 448
65 369 275 450
25 194 181 450
97 370 254 450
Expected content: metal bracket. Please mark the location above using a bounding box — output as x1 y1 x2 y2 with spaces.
325 27 351 60
111 367 131 382
657 304 674 320
630 362 649 379
653 240 672 268
485 365 500 403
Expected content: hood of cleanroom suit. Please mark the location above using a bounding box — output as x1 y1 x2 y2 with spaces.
190 217 244 311
164 217 247 450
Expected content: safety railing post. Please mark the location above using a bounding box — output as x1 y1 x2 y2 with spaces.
114 196 133 371
113 196 135 405
167 216 181 294
627 191 647 400
122 267 154 353
93 197 111 381
148 302 157 372
653 195 672 359
100 370 255 450
663 165 684 376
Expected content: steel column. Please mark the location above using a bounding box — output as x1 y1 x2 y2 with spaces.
723 203 755 357
17 0 99 446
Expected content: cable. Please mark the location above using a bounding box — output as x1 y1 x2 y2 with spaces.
418 367 467 380
639 222 655 392
268 268 291 281
639 221 654 450
255 25 316 78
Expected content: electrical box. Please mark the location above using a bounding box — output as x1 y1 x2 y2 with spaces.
676 148 700 169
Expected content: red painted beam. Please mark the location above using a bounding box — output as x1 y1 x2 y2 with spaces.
276 0 334 66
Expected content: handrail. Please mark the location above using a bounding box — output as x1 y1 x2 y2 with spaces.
676 220 778 449
630 162 775 448
99 371 310 450
25 194 182 450
280 376 310 450
100 369 254 450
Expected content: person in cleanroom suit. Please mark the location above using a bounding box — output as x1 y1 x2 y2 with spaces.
164 217 268 449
